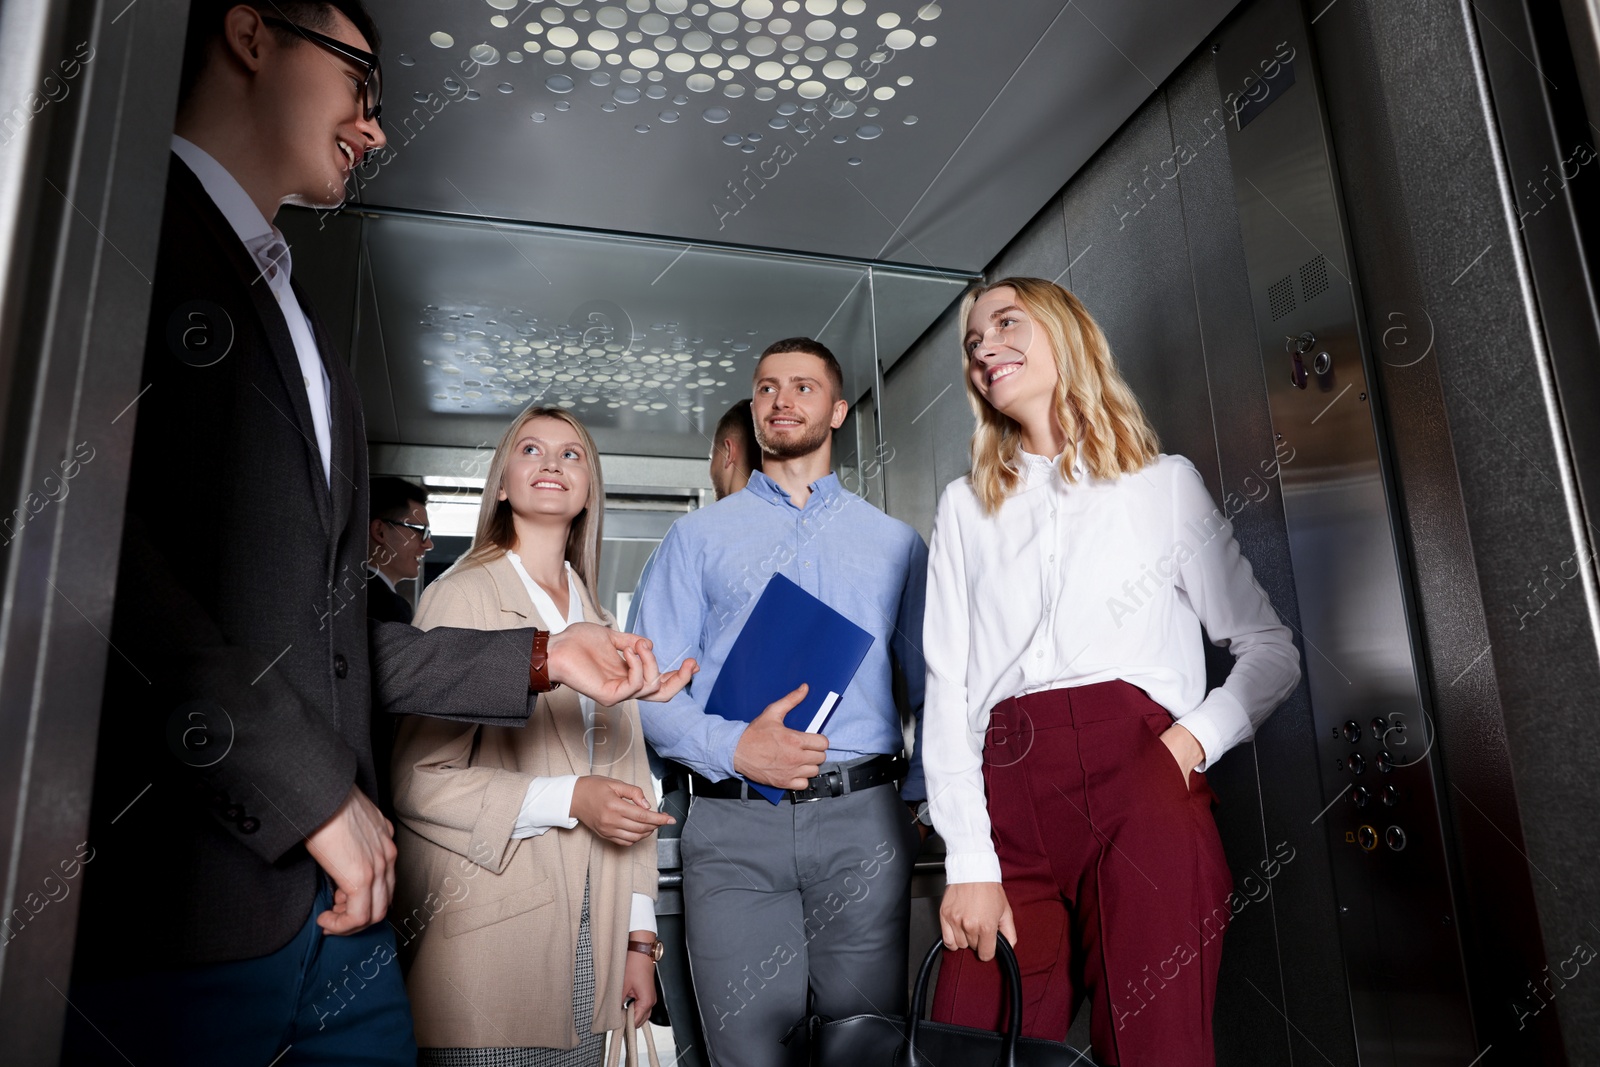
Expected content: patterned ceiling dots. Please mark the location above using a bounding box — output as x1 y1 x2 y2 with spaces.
407 0 941 163
416 304 747 417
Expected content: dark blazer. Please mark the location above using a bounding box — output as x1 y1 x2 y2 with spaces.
367 571 414 625
365 571 412 814
73 155 537 974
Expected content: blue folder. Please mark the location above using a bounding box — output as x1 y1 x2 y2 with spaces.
703 573 875 804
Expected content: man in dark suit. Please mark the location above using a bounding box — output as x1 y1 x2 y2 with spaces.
366 476 427 813
62 4 692 1064
367 476 431 625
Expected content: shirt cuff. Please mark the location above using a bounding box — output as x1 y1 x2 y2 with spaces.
629 892 657 935
512 775 581 838
943 848 1003 885
1178 688 1253 773
709 718 753 781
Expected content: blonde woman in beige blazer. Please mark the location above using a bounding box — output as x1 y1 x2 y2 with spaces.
392 406 675 1065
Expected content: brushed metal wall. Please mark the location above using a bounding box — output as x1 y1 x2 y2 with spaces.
1312 0 1600 1062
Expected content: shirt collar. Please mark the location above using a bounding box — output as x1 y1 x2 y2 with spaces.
171 135 293 291
1020 442 1089 484
746 469 843 510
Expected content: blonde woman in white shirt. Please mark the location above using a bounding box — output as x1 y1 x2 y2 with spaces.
391 406 674 1065
925 278 1301 1067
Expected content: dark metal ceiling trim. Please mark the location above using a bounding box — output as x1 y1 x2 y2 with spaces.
327 201 983 281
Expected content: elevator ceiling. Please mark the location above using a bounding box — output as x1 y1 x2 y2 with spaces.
298 0 1237 459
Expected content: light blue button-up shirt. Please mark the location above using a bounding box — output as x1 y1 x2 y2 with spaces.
632 471 928 800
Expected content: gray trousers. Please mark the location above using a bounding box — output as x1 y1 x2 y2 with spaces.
680 780 917 1067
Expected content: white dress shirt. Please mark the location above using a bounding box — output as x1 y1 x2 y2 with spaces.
171 135 332 486
506 554 656 935
923 450 1301 884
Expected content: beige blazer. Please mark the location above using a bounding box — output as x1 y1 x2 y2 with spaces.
390 553 657 1050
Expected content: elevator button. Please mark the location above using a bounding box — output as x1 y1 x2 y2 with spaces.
1377 750 1394 773
1343 720 1361 743
1357 825 1378 851
1370 716 1388 740
1382 785 1399 807
1313 351 1332 375
1348 754 1366 775
1385 825 1407 851
1352 786 1371 808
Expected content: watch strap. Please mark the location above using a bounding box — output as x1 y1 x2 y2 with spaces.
529 629 559 692
627 938 663 962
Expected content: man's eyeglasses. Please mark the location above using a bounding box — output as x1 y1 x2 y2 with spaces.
383 518 431 541
261 15 383 125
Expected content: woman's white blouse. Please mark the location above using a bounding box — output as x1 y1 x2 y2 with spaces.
923 451 1301 884
506 553 655 934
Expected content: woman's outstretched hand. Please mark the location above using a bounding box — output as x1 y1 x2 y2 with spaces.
570 776 674 846
547 624 697 705
939 881 1017 962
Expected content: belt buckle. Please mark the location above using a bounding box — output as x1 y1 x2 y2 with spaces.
793 768 843 803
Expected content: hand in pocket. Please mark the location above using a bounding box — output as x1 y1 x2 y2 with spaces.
1156 721 1205 791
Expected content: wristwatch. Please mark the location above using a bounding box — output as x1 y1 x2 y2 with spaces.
628 938 664 963
528 629 562 693
915 801 934 827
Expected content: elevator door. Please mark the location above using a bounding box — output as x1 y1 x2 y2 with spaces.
1217 0 1477 1061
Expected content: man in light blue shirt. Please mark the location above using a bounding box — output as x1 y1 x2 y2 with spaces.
634 338 928 1067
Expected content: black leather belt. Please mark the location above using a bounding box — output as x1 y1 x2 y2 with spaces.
690 754 906 804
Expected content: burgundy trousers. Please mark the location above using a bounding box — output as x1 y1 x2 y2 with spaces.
931 681 1234 1067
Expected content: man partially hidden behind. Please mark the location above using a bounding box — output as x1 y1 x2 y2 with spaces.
62 5 691 1065
366 477 430 812
624 398 760 637
633 338 928 1067
708 398 763 501
367 476 432 625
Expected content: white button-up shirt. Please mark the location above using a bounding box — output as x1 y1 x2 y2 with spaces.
505 554 656 935
171 135 332 486
923 450 1301 884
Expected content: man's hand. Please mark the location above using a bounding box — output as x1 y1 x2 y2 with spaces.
939 881 1017 962
622 937 659 1027
1158 722 1206 790
304 784 396 935
732 684 828 789
571 776 675 846
547 623 697 705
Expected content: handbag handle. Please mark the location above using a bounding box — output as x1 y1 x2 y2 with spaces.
604 1000 663 1067
904 934 1024 1067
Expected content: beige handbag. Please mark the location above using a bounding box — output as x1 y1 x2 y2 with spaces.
604 1001 662 1067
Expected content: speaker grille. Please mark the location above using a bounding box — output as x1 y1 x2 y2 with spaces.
1299 254 1329 301
1268 275 1296 321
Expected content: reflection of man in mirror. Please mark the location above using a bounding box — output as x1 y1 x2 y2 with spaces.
64 4 691 1064
708 398 762 501
633 338 929 1067
367 477 433 625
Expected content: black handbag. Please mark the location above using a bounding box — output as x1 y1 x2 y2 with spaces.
803 935 1097 1066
